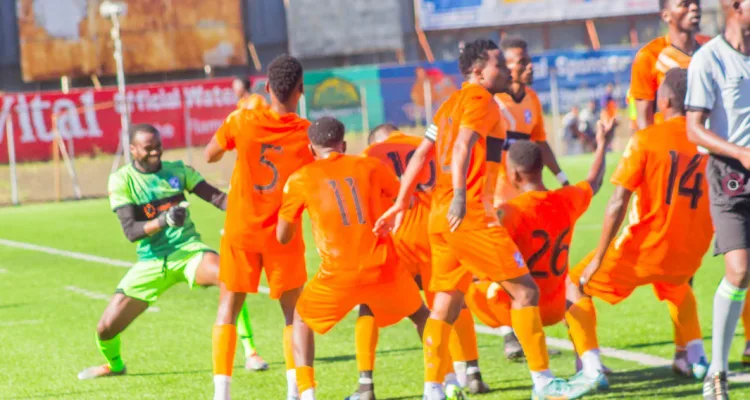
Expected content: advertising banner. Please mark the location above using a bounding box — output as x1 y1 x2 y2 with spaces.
416 0 659 31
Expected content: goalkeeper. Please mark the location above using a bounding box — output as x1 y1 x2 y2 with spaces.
78 124 267 380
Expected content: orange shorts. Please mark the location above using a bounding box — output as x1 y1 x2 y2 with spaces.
466 280 565 328
219 239 307 299
297 267 423 334
429 226 528 294
569 248 693 306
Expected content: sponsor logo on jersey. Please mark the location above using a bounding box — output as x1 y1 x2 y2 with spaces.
524 109 532 124
514 251 525 268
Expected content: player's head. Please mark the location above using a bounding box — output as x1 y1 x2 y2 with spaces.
308 116 346 158
501 36 533 85
657 68 688 116
129 124 162 172
661 0 701 32
233 76 251 98
506 140 544 189
459 39 509 94
722 0 750 28
266 54 304 106
368 123 398 145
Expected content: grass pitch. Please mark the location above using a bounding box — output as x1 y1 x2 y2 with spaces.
2 152 750 399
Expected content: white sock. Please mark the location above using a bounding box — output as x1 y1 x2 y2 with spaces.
300 388 315 400
286 369 298 398
687 339 707 364
213 375 231 400
444 372 460 387
453 362 467 387
581 349 603 378
424 382 444 398
465 366 480 375
530 369 554 389
499 326 514 336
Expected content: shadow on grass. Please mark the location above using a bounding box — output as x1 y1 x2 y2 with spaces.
622 332 744 350
317 346 422 364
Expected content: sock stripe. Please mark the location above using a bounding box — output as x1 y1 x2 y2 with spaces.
718 279 747 301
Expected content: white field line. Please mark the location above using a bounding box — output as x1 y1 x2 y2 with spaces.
0 319 43 327
64 285 159 313
0 268 7 273
4 237 750 382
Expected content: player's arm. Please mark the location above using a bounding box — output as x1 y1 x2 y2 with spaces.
586 119 616 195
277 171 306 245
580 185 632 284
538 141 568 186
191 181 228 211
204 111 239 163
115 206 175 242
447 127 480 231
204 136 227 163
635 99 655 130
631 50 656 129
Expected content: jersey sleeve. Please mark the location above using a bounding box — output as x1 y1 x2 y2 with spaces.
685 49 716 112
611 134 647 191
630 48 657 101
531 93 547 141
107 171 133 211
279 170 307 223
564 181 594 221
214 110 241 151
460 91 498 138
183 163 205 192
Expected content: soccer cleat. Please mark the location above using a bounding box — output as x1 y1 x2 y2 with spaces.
575 357 613 375
466 371 490 394
568 370 609 392
673 352 709 380
703 371 729 400
531 378 592 400
244 353 269 371
504 332 524 361
423 384 445 400
77 364 126 380
445 383 467 400
345 388 375 400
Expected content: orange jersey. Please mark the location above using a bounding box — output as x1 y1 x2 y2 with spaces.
216 108 312 252
630 35 711 124
498 182 593 304
361 132 435 267
279 153 401 283
237 93 268 110
428 82 505 234
610 116 712 273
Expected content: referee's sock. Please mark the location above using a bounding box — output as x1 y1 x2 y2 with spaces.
708 278 747 375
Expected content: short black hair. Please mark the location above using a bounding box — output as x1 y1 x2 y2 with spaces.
267 54 303 103
368 123 398 144
308 117 345 147
234 76 251 91
500 36 528 52
459 39 499 77
508 140 543 173
660 68 688 113
129 123 159 141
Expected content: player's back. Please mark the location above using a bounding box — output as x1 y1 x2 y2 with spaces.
220 108 312 251
430 83 503 233
499 182 592 303
614 116 712 272
291 153 400 283
237 93 268 110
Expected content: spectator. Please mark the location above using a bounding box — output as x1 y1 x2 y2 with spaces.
600 83 618 122
561 106 583 155
578 100 598 151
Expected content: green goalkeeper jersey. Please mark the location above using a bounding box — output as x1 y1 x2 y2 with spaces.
108 160 205 261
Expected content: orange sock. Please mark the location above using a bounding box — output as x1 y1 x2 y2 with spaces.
212 324 237 376
449 308 479 362
283 325 295 372
423 318 452 383
668 290 702 346
511 306 548 372
356 316 379 371
743 300 750 342
296 365 316 393
565 297 599 356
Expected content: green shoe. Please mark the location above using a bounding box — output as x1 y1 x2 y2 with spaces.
446 383 467 400
568 370 609 391
531 378 592 400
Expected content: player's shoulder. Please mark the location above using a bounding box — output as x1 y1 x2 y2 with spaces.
636 36 669 59
525 87 541 102
691 36 723 64
109 163 132 184
554 181 593 199
460 83 493 103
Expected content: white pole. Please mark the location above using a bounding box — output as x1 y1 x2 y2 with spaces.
56 130 82 199
360 86 369 135
183 97 193 165
423 79 433 126
6 119 19 205
111 14 131 164
549 67 562 155
299 93 308 119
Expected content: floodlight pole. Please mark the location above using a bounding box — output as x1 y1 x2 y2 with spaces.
110 13 131 164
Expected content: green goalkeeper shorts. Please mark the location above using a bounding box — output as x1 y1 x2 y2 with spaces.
116 241 216 304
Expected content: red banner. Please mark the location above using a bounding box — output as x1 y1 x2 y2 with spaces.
0 78 241 163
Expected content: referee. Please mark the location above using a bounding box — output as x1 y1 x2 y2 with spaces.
686 1 750 399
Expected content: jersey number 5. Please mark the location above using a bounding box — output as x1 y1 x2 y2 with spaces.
527 228 571 278
666 151 704 209
328 178 366 226
255 144 282 192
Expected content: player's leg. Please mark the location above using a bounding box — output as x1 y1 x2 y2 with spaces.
193 251 268 372
293 309 316 400
348 305 379 400
448 304 488 394
78 293 148 379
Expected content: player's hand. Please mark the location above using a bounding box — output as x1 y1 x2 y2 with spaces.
578 258 601 291
596 118 616 148
739 149 750 171
374 198 408 236
447 189 467 232
159 201 189 228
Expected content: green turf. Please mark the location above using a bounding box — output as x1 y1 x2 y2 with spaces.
2 152 750 399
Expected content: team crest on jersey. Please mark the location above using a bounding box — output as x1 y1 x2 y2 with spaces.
168 177 181 190
514 251 525 268
524 109 532 124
